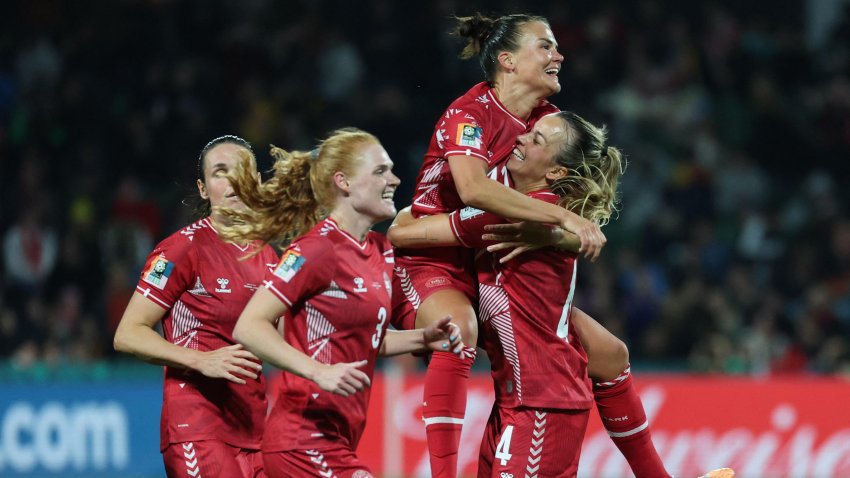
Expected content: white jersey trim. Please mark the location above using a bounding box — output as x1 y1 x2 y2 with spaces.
449 212 473 248
487 89 527 128
443 149 488 162
264 280 293 307
323 218 370 250
136 285 171 309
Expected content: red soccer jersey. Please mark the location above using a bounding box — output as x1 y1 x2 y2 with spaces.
135 217 278 451
411 82 560 216
261 218 395 452
400 82 561 277
449 190 594 410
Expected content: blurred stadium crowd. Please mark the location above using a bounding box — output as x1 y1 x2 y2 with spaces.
1 0 849 376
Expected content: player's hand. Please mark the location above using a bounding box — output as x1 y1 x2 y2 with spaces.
482 222 555 262
484 222 583 262
560 214 606 261
197 344 263 384
313 360 371 397
423 316 463 355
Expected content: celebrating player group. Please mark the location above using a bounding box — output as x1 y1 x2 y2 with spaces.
114 11 735 478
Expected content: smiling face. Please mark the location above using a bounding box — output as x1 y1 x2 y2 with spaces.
510 21 564 97
345 142 400 224
507 113 571 191
197 143 254 216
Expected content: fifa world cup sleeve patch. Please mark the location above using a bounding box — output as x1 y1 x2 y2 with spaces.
143 255 174 290
456 123 483 148
274 249 306 283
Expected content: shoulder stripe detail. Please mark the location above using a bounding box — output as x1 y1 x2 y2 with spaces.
264 281 293 307
443 149 488 162
179 218 212 239
136 285 171 309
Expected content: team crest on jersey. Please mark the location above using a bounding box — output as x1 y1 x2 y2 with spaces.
456 123 482 148
188 277 211 297
274 249 306 283
142 255 173 290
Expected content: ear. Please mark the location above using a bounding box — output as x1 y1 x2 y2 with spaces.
545 166 569 182
196 178 209 200
497 51 515 71
333 171 351 194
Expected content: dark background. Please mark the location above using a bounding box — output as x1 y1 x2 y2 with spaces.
1 0 849 376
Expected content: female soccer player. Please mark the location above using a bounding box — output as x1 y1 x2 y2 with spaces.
217 128 463 478
114 135 277 478
392 111 620 477
393 12 692 476
391 112 734 478
396 14 606 475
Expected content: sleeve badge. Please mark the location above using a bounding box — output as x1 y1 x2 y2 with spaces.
143 255 174 290
274 249 306 283
456 123 483 148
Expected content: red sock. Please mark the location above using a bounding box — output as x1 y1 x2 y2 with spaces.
422 347 476 478
594 367 671 478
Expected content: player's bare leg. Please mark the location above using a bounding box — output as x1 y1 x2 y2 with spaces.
416 288 478 478
572 307 671 478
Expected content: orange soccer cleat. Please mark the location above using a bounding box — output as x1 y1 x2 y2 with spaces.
699 468 735 478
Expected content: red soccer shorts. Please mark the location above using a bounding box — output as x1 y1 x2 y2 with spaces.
391 258 477 331
263 446 373 478
162 440 264 478
478 405 590 478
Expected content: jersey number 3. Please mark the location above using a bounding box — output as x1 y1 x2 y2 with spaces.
371 307 387 349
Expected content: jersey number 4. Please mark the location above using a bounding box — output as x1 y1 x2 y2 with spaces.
371 307 387 349
495 424 514 465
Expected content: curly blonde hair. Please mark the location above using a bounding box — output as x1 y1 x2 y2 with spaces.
548 112 626 226
217 128 380 251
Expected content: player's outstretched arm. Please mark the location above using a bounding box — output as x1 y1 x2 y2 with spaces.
387 206 458 248
234 287 371 396
114 292 262 384
449 155 605 260
379 316 463 357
